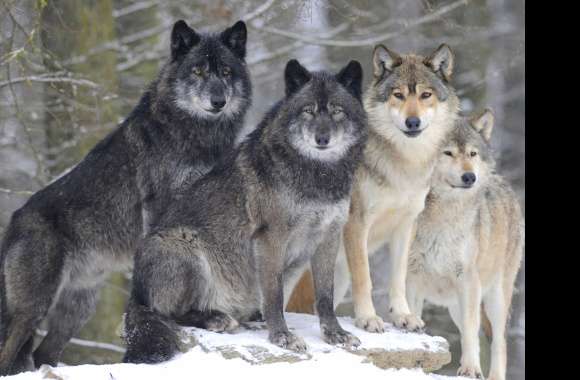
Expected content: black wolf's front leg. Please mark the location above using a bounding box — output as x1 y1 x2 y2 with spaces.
312 225 361 348
255 232 308 353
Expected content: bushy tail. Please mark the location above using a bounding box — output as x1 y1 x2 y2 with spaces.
122 297 183 364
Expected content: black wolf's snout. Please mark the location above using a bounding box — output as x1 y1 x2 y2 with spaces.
461 172 476 186
210 95 226 110
315 131 331 148
405 117 421 130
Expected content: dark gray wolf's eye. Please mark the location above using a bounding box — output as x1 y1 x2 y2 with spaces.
332 108 344 116
222 67 231 76
192 67 202 76
302 107 314 115
421 92 432 99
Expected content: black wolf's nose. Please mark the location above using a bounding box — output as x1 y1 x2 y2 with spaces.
405 117 421 130
461 172 476 186
211 97 226 110
315 133 330 147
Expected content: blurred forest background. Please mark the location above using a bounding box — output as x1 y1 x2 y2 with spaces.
0 0 524 378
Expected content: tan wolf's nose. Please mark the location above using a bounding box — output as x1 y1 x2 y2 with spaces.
405 117 421 130
461 172 476 186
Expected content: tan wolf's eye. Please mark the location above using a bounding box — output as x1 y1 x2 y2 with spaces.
421 92 432 99
222 67 231 76
470 151 478 157
193 68 202 76
443 151 453 157
393 92 405 100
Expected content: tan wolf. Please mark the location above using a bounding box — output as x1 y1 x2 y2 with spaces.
406 110 524 380
287 44 460 334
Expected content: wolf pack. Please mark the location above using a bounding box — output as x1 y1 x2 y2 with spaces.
0 20 523 380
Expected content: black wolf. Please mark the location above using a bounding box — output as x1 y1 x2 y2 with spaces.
122 59 368 364
0 20 251 375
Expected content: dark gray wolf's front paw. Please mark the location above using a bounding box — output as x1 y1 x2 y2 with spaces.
205 313 239 333
269 331 308 353
322 326 361 348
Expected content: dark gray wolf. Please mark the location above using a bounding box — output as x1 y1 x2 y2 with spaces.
288 44 459 334
122 59 368 364
407 110 524 380
0 20 251 375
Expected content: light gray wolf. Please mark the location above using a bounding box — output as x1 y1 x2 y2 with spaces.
0 20 251 375
406 110 524 380
122 59 368 364
287 44 460 335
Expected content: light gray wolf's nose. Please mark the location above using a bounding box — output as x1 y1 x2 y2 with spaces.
405 117 421 130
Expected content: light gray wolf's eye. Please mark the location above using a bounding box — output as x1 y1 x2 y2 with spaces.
443 150 453 157
393 92 405 100
470 151 478 157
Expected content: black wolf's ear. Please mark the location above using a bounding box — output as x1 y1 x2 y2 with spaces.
373 45 401 78
424 44 454 81
336 60 363 101
470 108 494 142
285 59 311 97
221 21 247 59
171 20 200 60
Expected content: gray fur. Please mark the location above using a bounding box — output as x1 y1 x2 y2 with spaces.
123 60 368 364
0 20 251 375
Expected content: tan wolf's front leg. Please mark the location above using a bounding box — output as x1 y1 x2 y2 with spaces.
455 269 483 379
343 217 385 333
387 220 424 332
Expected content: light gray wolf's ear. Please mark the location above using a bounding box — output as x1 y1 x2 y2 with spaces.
171 20 200 60
471 108 494 142
285 59 311 97
336 60 363 101
373 44 401 78
221 20 247 60
424 44 454 81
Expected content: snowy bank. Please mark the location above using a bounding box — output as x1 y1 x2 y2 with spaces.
2 313 466 380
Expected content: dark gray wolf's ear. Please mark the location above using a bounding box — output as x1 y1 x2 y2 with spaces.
336 60 363 101
285 59 311 97
221 21 247 59
424 44 454 81
171 20 200 60
470 108 494 142
373 45 401 78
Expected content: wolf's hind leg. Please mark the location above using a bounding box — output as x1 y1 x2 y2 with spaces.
0 235 64 375
483 283 508 380
33 286 100 367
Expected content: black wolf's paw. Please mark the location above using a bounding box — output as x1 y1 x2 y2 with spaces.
204 313 239 333
322 327 361 348
269 331 308 353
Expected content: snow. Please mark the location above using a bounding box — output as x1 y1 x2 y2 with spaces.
1 313 467 380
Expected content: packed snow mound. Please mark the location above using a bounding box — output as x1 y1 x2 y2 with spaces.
2 313 463 380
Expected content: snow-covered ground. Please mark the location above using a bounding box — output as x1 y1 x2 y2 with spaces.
1 313 469 380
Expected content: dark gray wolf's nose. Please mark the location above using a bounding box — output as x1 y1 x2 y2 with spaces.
211 97 226 110
315 133 330 147
461 172 476 186
405 117 421 130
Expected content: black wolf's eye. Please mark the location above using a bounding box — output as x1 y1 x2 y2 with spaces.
393 92 405 100
443 151 453 157
421 92 432 99
222 67 231 76
193 68 202 76
470 151 478 157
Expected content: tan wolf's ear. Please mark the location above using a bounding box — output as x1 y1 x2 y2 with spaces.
471 108 494 142
373 45 401 78
424 44 454 81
